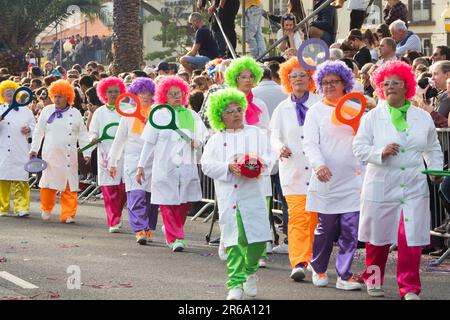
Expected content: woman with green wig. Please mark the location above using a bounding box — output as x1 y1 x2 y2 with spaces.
224 56 273 266
201 88 275 300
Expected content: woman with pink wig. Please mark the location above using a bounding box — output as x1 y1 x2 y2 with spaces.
353 61 443 300
88 77 127 233
137 76 208 252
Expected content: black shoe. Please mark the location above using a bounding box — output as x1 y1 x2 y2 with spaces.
209 237 220 246
434 221 450 234
429 248 447 257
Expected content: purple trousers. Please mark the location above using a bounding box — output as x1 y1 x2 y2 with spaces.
126 190 159 233
311 211 359 280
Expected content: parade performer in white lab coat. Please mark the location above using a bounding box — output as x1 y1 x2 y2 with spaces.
224 56 272 266
30 80 91 223
353 60 443 300
108 77 158 245
0 80 35 217
303 60 363 291
89 77 127 233
201 88 274 300
137 76 208 252
270 57 321 281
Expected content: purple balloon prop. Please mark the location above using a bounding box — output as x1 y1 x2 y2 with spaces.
297 38 330 70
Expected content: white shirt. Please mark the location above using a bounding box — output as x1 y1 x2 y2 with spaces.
396 33 422 57
89 105 124 186
277 29 302 50
252 80 288 118
270 94 321 195
353 103 443 246
303 100 364 214
0 104 36 181
30 105 91 192
201 126 274 247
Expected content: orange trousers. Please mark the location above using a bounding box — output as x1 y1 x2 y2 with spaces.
285 195 318 269
41 183 77 222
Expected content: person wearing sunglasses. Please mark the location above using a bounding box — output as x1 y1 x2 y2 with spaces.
89 77 127 234
303 60 363 291
0 80 36 218
353 60 443 300
276 14 302 52
30 80 91 224
201 88 275 300
224 56 272 267
137 76 208 253
109 78 158 245
270 57 321 280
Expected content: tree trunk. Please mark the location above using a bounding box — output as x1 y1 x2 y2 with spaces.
112 0 143 75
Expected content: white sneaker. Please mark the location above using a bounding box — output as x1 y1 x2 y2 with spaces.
307 264 313 272
109 224 121 233
65 217 75 224
17 211 30 217
218 241 227 261
266 241 273 254
41 211 51 221
404 293 421 300
336 277 362 291
258 258 266 268
171 241 185 252
367 286 385 297
226 287 243 300
290 265 306 282
272 242 289 254
243 274 258 297
312 268 329 287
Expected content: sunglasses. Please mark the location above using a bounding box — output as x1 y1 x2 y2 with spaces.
282 14 296 21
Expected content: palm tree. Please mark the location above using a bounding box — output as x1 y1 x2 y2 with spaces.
112 0 143 74
0 0 104 74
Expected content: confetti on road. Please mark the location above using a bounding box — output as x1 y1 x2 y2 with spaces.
58 244 80 249
82 282 133 289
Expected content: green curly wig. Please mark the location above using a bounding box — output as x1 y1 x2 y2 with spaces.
206 88 248 131
224 56 263 88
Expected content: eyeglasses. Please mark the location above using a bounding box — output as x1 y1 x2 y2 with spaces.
382 79 404 88
238 74 255 81
289 72 309 79
321 79 343 87
167 91 183 98
223 107 243 115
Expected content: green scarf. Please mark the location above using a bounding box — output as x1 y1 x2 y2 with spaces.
106 103 115 111
387 100 411 132
175 106 195 132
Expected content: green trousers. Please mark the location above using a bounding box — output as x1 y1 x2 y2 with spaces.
226 208 266 289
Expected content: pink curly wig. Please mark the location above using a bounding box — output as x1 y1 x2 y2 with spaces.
372 60 416 100
155 75 190 105
96 77 126 104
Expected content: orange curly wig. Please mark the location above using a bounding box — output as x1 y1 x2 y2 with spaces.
279 57 316 94
48 80 75 106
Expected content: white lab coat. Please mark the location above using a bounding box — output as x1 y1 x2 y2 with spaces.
89 105 124 186
201 126 275 247
353 104 443 246
303 100 364 214
0 104 36 181
108 113 152 192
270 94 321 195
246 95 272 196
30 105 91 192
138 108 208 205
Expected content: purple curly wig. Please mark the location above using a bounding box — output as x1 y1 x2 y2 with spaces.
155 75 190 105
96 77 126 104
128 77 156 96
313 60 355 95
372 60 416 100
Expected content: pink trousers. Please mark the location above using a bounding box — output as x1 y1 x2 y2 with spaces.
362 212 422 298
101 183 127 227
160 203 192 244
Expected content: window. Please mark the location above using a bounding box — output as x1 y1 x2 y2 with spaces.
409 0 432 23
422 37 432 56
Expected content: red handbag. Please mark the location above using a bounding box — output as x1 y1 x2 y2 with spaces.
238 154 263 178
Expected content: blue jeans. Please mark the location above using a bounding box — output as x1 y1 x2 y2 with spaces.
245 5 266 58
185 55 211 69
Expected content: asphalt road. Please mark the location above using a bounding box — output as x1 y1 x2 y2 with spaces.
0 190 449 301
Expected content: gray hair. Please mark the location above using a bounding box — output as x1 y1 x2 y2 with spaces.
433 60 450 74
389 19 408 33
189 12 203 22
330 48 344 61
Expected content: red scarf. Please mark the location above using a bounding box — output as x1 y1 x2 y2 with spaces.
245 91 262 125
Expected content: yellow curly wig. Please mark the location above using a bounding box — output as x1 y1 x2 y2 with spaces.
279 57 316 94
48 80 75 106
0 80 19 104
